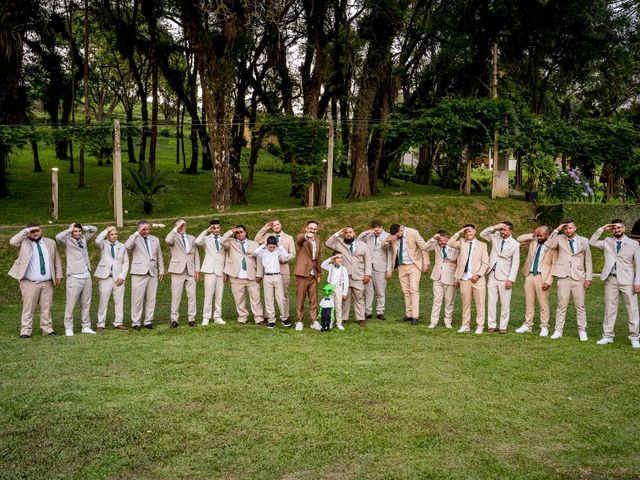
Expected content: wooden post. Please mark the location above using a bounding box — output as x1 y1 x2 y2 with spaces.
326 116 334 209
51 168 59 221
113 119 124 228
464 158 472 196
308 183 315 207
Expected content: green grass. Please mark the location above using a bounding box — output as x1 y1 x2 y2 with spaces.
1 140 639 479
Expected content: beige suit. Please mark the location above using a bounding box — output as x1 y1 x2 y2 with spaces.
196 229 226 322
166 229 200 324
255 229 296 318
358 230 393 316
326 234 372 322
517 233 557 329
56 225 97 331
480 228 520 330
385 227 430 319
9 228 63 336
590 229 640 340
221 231 264 324
124 232 165 327
448 234 489 329
546 231 592 333
94 229 129 328
426 238 458 327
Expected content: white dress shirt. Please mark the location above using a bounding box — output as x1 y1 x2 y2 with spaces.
255 245 288 274
24 239 52 282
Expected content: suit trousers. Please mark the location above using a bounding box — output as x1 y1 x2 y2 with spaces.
19 279 54 336
263 274 287 322
202 273 224 321
64 276 92 330
399 263 422 318
331 291 343 325
281 272 291 320
602 276 639 340
342 277 365 321
97 278 125 327
459 279 486 328
365 270 387 315
430 279 455 327
554 277 587 333
523 274 550 329
230 277 263 324
487 272 513 330
170 271 197 323
295 274 318 324
130 274 158 326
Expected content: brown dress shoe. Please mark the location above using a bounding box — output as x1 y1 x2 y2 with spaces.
499 329 507 334
358 320 366 327
114 324 126 330
97 326 105 332
488 328 496 333
256 320 269 327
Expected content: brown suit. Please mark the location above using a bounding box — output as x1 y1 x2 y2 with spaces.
294 233 320 324
9 228 62 336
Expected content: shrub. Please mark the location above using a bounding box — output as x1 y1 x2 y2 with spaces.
547 167 595 202
124 166 169 214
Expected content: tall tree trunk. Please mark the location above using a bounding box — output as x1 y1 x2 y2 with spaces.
78 0 89 188
415 140 433 185
339 97 349 177
125 108 137 163
32 140 42 172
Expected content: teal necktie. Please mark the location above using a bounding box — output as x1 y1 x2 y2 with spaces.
214 235 220 251
36 242 46 275
616 240 622 253
181 234 187 250
350 242 354 254
77 240 84 249
398 237 404 264
442 247 447 260
569 239 575 254
500 239 505 252
110 243 116 259
532 244 542 274
144 237 151 255
241 242 247 270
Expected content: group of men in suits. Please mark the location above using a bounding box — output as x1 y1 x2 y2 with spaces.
7 216 640 348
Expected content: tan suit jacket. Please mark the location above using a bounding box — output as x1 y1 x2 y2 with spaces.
447 234 489 281
326 234 372 280
385 227 430 270
517 234 557 286
124 233 165 276
166 230 200 276
590 230 640 285
546 231 592 281
294 234 320 277
254 229 296 275
8 229 63 281
94 229 129 280
358 230 393 273
196 230 226 276
220 231 261 280
479 229 520 282
56 225 97 275
426 238 458 285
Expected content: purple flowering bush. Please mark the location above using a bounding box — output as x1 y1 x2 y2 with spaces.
547 167 595 202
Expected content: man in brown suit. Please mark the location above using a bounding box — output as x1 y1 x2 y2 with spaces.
383 224 430 325
590 220 640 348
294 220 321 331
9 223 63 338
221 225 265 325
515 226 558 336
255 219 296 319
166 218 201 328
448 224 489 334
545 218 593 341
426 230 458 328
326 226 372 327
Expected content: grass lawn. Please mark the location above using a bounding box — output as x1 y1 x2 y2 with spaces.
0 140 638 479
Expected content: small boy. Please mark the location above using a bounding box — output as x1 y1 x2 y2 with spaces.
321 251 349 330
319 284 335 331
254 236 292 328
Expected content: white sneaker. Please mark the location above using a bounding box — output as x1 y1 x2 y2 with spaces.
311 320 322 331
578 331 588 342
65 329 74 337
515 325 531 334
631 340 640 349
596 337 613 345
202 318 210 326
457 326 470 333
336 323 345 331
295 322 304 331
428 323 437 329
214 318 226 325
539 327 549 337
81 327 97 334
550 331 562 340
474 326 484 335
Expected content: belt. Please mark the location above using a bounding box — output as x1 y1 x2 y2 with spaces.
264 272 280 276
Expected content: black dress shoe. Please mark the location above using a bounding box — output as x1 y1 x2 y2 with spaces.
365 314 372 319
144 323 154 330
377 314 386 320
402 316 411 322
47 331 59 337
20 334 30 339
133 325 141 331
188 321 196 327
170 321 178 328
411 318 419 325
